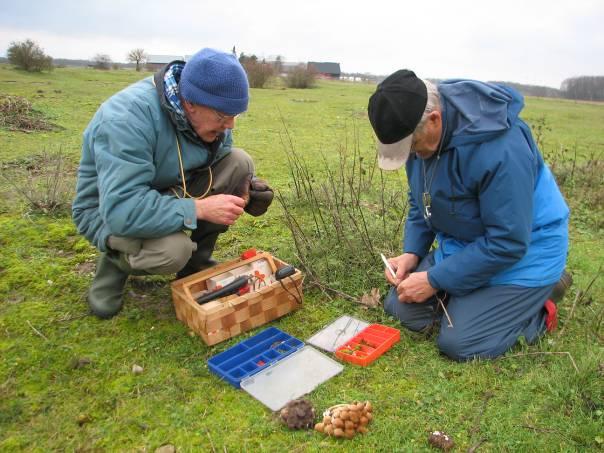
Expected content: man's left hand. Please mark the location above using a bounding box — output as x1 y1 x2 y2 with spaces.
396 271 437 303
245 177 274 216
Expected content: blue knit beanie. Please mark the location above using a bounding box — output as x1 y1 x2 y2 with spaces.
180 48 249 115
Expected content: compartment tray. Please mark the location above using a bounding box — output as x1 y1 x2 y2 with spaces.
335 324 400 366
208 327 304 387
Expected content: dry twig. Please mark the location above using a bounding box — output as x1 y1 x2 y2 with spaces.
518 424 575 443
27 320 49 341
559 265 601 337
467 438 487 453
497 351 579 373
558 290 582 337
466 391 494 452
307 280 358 303
206 432 216 453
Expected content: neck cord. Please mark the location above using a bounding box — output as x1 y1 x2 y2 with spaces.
421 123 447 220
152 73 213 200
171 135 213 200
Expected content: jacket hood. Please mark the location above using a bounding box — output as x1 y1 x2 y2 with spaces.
439 79 524 149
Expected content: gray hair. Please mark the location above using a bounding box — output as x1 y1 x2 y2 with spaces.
414 79 440 134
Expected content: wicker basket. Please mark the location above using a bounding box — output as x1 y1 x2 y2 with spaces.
171 252 303 346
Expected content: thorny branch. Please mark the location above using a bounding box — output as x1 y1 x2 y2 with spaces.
466 391 494 452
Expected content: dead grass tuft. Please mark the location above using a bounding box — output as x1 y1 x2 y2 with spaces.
0 95 58 132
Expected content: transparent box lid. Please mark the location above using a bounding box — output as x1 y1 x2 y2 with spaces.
240 345 343 411
307 315 370 352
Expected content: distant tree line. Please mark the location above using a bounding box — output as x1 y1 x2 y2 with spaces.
490 81 562 99
474 77 604 102
560 76 604 101
3 39 603 99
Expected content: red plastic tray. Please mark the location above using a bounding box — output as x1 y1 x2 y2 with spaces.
335 324 400 366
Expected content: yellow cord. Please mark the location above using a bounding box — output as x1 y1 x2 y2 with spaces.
171 135 213 199
152 74 213 199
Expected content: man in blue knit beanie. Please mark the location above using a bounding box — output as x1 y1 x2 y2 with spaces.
73 48 274 319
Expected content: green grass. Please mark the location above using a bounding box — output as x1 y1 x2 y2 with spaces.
1 65 603 451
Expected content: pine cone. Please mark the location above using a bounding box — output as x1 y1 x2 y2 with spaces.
280 399 315 429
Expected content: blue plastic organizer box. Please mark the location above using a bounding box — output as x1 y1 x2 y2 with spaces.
207 327 304 387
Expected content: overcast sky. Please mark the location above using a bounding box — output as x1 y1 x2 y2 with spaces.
1 0 603 88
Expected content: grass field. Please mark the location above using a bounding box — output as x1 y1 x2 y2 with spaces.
0 65 603 452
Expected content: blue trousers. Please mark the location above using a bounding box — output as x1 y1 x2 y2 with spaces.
384 252 555 361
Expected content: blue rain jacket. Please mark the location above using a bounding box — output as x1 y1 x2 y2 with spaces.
72 75 232 252
403 80 569 296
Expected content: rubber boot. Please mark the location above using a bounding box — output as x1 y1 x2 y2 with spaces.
549 270 573 303
87 252 129 319
176 221 227 279
544 270 573 332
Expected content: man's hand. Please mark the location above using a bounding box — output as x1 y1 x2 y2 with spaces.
396 271 436 303
195 194 245 225
385 253 420 285
245 177 274 217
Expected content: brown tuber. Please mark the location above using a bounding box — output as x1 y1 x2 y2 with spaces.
315 401 374 440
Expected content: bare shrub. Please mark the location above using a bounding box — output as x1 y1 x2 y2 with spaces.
7 39 53 72
536 117 604 230
242 60 274 88
285 65 316 89
277 119 407 298
0 149 75 215
0 95 57 132
93 54 112 70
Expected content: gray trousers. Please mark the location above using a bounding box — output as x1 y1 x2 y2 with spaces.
106 148 254 275
384 252 555 361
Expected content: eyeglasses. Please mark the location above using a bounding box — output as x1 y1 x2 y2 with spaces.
211 108 241 125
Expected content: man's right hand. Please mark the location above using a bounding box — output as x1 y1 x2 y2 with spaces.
195 194 245 225
384 253 420 286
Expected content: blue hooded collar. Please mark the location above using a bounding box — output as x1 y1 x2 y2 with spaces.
439 79 525 150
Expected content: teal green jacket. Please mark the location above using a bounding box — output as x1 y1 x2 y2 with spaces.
72 76 232 252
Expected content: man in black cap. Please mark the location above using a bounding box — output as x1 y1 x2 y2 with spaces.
368 70 571 361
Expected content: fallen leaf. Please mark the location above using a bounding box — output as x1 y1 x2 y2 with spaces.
76 413 91 426
359 288 380 308
71 357 92 369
